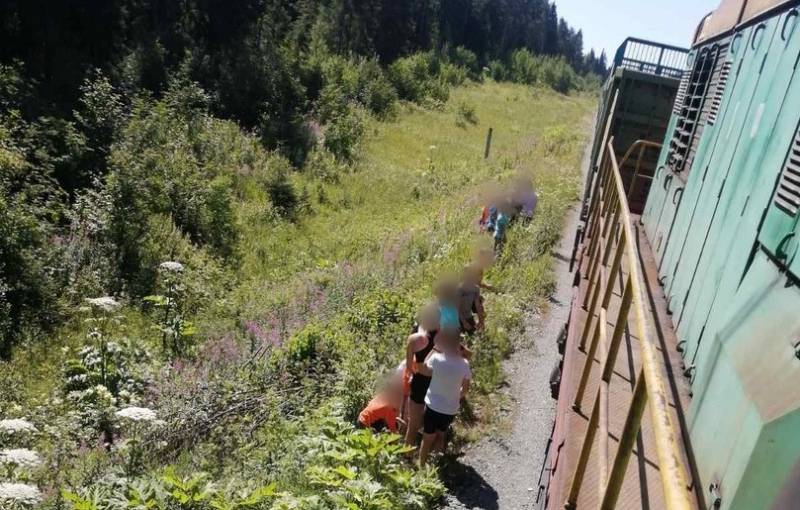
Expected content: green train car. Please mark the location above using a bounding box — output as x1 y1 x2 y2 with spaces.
590 38 688 213
642 0 800 507
545 1 800 508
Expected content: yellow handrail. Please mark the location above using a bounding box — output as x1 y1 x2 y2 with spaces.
564 138 692 509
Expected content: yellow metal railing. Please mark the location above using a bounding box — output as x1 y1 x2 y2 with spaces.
564 139 692 510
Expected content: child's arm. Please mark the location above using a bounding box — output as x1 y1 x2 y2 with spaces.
460 343 473 360
478 281 496 292
475 297 486 330
405 334 417 376
461 377 471 400
418 355 434 377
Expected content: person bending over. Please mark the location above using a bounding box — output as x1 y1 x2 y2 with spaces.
358 375 405 433
417 327 472 466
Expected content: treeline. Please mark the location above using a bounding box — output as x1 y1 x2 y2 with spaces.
0 0 606 355
1 0 606 164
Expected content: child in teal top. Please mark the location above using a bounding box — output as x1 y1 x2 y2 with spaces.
494 213 510 253
435 277 461 330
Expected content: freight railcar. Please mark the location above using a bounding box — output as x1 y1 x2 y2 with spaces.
543 1 800 509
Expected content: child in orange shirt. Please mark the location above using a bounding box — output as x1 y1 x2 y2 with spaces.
358 375 406 433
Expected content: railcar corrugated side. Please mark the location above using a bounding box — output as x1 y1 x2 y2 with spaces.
641 1 800 508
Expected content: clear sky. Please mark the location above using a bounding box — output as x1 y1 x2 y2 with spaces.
555 0 721 57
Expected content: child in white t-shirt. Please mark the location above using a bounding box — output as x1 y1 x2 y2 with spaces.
416 327 471 465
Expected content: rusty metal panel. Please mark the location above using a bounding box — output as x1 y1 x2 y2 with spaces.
742 0 795 23
697 0 747 44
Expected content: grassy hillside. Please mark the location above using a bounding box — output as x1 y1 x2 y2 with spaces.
0 81 593 509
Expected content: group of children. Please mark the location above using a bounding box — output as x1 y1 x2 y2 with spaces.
479 178 539 253
357 250 494 465
356 179 537 465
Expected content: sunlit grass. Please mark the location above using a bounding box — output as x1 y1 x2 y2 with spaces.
236 82 592 310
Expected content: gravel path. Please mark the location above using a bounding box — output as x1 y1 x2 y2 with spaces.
443 144 589 510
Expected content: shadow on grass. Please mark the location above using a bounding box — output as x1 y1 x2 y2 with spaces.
440 455 500 510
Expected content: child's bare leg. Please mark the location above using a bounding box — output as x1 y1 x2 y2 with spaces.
405 401 424 446
433 431 446 453
419 432 437 466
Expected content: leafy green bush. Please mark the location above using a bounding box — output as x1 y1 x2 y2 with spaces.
300 419 445 509
345 290 415 339
507 50 578 93
537 57 578 94
305 51 397 121
356 58 398 118
509 48 540 85
487 60 507 81
106 82 270 292
264 160 300 220
448 46 479 78
304 148 345 184
542 125 582 157
388 52 449 105
322 102 366 163
438 63 467 88
63 469 277 510
0 124 67 355
73 71 126 182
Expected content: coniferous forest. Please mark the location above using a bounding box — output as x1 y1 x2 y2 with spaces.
0 1 602 508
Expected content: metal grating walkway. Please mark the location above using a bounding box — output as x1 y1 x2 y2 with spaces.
546 217 699 509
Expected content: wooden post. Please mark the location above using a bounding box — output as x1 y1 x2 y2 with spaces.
484 127 493 159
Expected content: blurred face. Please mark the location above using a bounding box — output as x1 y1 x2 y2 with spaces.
419 305 440 331
437 327 460 352
387 379 403 403
462 265 480 286
477 248 494 269
436 279 459 304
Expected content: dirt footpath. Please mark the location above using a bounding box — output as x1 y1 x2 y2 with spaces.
443 146 588 510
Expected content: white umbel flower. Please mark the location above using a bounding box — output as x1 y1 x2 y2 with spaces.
0 449 42 468
0 483 42 505
0 419 37 434
85 296 121 312
159 261 184 273
115 406 158 422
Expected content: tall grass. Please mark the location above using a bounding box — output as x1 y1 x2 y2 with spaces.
0 81 593 509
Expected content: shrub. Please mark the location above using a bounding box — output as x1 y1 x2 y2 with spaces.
509 48 540 85
322 102 366 163
455 101 478 127
537 57 578 94
388 52 445 104
302 419 445 509
106 85 246 292
0 127 67 355
73 71 126 182
487 60 507 81
542 125 581 157
507 50 578 93
265 164 300 220
305 52 397 120
449 46 479 78
439 63 467 87
345 289 415 339
356 58 397 118
305 148 344 183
